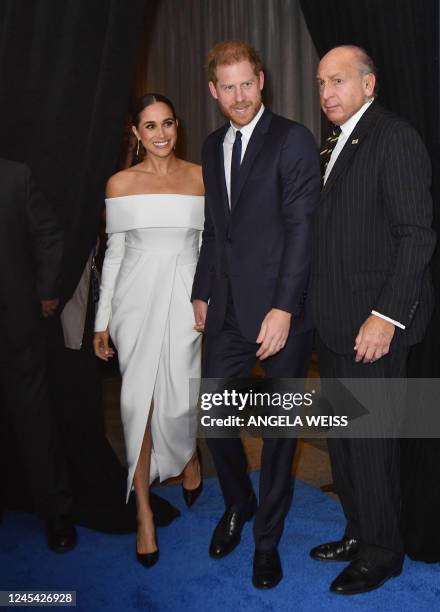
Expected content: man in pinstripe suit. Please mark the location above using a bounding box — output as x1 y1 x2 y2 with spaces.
310 45 435 594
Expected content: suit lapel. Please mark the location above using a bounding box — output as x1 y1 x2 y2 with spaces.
213 124 230 218
231 108 272 211
322 101 379 197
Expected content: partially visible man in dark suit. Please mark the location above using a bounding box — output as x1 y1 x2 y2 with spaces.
0 158 76 551
310 46 435 594
191 41 320 588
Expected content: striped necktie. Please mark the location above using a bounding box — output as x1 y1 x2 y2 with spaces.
320 125 341 183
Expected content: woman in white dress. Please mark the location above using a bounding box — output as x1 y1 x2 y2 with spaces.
93 94 204 568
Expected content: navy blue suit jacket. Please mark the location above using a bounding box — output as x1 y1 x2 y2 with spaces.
191 108 321 343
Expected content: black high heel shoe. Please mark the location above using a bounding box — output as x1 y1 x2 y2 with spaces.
136 548 159 568
136 523 159 568
182 447 203 507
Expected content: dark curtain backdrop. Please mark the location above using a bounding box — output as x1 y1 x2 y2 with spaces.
300 0 440 377
0 0 155 530
140 0 321 163
299 0 440 563
0 0 145 304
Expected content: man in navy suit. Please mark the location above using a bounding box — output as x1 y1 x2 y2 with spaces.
191 41 320 588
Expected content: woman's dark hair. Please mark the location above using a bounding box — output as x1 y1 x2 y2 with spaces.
131 93 177 127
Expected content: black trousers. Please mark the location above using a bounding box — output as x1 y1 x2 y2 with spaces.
0 332 71 519
203 293 313 550
316 334 407 563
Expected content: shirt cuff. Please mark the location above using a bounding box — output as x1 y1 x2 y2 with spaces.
371 311 406 330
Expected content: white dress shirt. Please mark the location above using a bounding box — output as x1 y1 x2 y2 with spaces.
323 98 374 185
324 98 405 330
223 104 265 205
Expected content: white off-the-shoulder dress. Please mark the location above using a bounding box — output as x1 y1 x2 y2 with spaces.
95 194 204 501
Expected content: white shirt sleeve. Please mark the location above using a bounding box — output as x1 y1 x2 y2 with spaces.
371 310 406 330
94 232 125 331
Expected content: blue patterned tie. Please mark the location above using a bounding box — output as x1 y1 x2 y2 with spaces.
230 130 242 206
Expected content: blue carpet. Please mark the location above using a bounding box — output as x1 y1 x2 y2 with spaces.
1 473 439 611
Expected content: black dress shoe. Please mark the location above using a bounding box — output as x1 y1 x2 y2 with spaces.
136 548 159 568
209 495 257 558
330 557 403 595
310 537 359 562
252 548 282 589
47 516 77 553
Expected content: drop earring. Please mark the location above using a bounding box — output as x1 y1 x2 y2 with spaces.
136 139 140 156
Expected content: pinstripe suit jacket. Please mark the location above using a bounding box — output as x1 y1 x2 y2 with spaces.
312 102 436 354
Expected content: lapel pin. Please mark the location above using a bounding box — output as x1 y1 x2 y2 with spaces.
351 138 359 144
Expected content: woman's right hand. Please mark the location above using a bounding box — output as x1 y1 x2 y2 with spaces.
93 329 115 361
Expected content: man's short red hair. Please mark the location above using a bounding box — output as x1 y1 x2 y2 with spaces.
206 40 263 83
